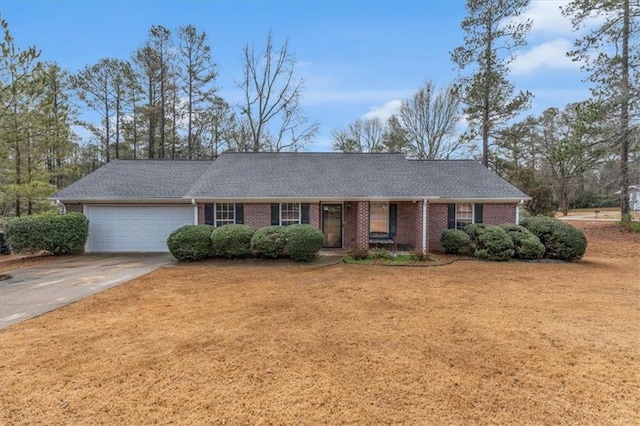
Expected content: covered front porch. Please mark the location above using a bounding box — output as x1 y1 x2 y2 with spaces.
320 200 427 252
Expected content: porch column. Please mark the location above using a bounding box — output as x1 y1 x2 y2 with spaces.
356 201 369 249
414 201 424 252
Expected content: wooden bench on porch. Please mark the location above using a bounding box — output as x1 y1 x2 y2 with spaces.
369 232 396 250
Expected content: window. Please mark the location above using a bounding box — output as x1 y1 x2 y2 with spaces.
455 203 473 230
280 203 300 226
215 203 235 226
370 202 389 233
447 203 483 230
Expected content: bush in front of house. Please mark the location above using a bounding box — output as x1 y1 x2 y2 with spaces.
440 229 471 254
499 224 545 260
463 223 487 246
211 224 256 258
367 247 393 260
250 226 287 258
520 216 587 261
284 224 324 262
5 212 88 255
472 225 515 261
167 225 214 262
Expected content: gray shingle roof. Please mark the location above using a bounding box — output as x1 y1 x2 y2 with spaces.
53 160 214 200
53 153 529 201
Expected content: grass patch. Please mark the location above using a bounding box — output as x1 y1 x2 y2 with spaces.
344 253 438 265
619 213 640 232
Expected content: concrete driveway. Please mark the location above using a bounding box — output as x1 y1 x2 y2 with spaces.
0 253 173 329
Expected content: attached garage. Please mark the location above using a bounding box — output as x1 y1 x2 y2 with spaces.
84 205 195 253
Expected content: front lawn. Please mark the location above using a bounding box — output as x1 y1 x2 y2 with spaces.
1 222 638 424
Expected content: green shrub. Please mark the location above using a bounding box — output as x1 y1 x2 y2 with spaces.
520 217 587 261
440 229 471 254
367 247 392 260
211 224 256 258
285 224 324 262
167 225 214 262
5 212 88 255
250 226 287 258
499 224 545 260
473 225 515 261
463 223 487 244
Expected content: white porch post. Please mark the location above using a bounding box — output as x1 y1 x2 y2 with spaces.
191 199 198 225
422 199 427 253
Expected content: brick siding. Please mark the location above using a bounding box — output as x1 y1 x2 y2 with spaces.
344 201 358 248
428 202 518 251
64 203 83 213
355 201 370 249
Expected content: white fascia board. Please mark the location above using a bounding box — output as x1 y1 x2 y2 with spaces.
53 198 192 204
188 196 437 203
428 197 530 203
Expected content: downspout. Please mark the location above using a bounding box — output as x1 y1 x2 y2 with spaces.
422 199 427 253
55 199 66 215
191 199 198 225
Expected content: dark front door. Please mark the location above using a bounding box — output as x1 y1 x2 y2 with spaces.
322 204 342 248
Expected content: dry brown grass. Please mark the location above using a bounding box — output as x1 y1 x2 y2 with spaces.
1 222 639 425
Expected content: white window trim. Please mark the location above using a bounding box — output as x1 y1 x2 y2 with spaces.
214 203 236 227
455 203 474 230
280 203 301 226
369 201 390 234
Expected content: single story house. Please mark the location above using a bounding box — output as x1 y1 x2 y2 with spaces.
52 152 529 253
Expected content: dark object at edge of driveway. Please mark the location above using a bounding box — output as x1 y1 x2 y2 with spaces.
0 232 11 255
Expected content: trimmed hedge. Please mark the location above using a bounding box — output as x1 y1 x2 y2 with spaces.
440 229 471 254
285 224 324 262
5 212 88 255
520 217 587 261
211 224 256 258
499 224 545 260
464 223 488 244
250 226 287 258
167 225 214 262
473 225 515 261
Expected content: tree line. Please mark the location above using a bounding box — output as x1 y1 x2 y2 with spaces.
1 0 638 219
330 0 638 216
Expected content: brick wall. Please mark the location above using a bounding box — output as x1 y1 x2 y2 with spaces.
355 201 369 249
198 202 323 230
64 203 83 213
344 201 357 248
428 203 448 251
428 202 518 251
395 201 419 250
483 203 517 225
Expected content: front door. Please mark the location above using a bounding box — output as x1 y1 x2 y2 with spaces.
322 204 342 248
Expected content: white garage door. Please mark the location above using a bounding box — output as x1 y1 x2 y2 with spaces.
85 205 195 252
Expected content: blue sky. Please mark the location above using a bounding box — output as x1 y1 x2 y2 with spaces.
0 0 593 152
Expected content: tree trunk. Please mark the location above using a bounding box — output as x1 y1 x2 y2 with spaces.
619 0 630 215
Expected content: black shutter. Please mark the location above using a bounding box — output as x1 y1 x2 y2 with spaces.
447 203 456 229
205 203 214 225
301 203 310 224
474 203 483 224
389 203 397 236
271 203 280 225
235 204 244 224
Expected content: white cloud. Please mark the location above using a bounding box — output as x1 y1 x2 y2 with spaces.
511 38 579 75
362 99 402 121
520 0 573 36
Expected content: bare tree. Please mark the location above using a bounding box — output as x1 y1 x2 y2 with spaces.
396 81 465 159
239 30 318 152
332 117 387 153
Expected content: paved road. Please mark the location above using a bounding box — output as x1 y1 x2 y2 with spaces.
0 253 172 329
